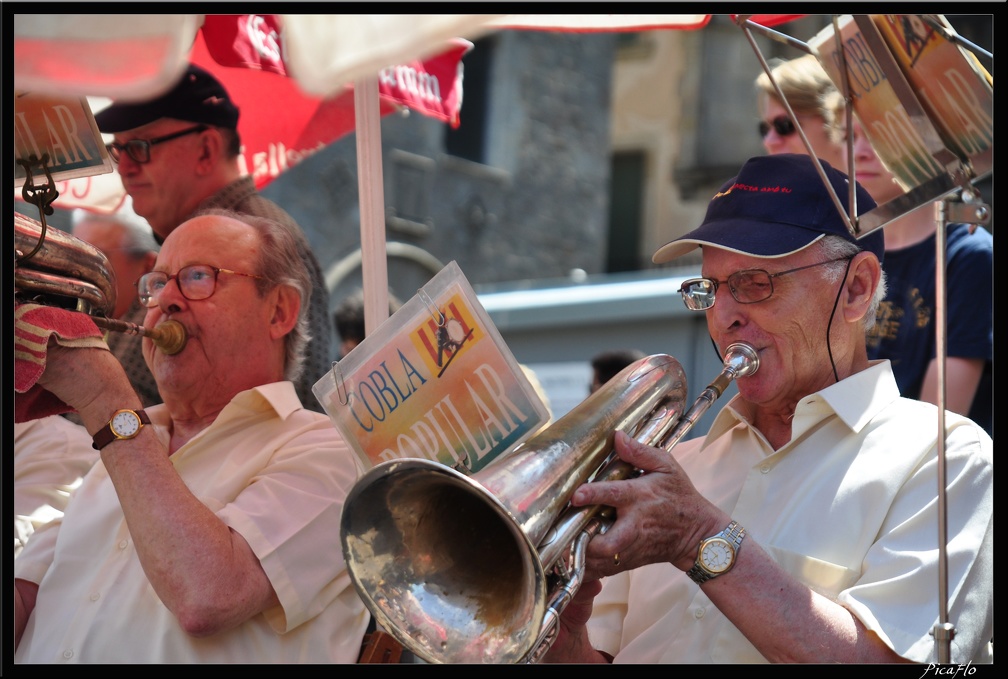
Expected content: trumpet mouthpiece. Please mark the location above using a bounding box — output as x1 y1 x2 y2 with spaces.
724 342 759 379
153 320 188 355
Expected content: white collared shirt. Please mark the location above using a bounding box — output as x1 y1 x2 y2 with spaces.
15 382 370 663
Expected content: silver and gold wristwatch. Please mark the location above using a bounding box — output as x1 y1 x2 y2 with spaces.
686 520 746 584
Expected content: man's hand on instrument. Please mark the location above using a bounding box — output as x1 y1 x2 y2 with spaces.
572 431 725 578
37 342 136 426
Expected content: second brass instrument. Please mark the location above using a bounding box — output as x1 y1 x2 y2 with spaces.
340 343 759 664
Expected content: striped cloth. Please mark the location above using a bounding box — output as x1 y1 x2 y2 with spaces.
15 303 108 422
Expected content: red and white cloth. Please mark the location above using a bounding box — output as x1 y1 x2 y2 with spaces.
14 303 108 423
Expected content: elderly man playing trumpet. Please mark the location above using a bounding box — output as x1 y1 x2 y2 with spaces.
543 154 993 664
14 209 368 663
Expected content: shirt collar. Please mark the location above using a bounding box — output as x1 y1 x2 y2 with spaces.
238 381 305 420
145 380 304 430
702 359 900 446
810 359 900 433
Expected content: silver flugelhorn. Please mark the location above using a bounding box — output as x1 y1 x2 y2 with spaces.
340 344 758 664
15 211 187 355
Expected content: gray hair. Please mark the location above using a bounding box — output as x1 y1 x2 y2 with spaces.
191 208 312 384
814 235 887 332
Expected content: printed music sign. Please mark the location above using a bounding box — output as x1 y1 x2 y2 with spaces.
313 261 551 474
808 14 993 192
13 93 113 188
869 14 992 174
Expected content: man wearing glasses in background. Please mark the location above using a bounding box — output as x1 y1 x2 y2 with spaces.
94 64 331 414
542 154 993 664
14 209 369 662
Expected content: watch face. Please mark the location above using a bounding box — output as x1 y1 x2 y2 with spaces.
111 410 142 438
700 537 735 574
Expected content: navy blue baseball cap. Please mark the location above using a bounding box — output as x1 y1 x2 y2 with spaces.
95 64 240 133
653 154 883 264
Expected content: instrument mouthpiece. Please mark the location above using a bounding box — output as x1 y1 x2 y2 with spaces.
723 342 759 379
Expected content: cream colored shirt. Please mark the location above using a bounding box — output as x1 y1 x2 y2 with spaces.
15 382 370 663
14 416 98 558
587 361 993 664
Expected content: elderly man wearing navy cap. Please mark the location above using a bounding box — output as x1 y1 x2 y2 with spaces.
542 154 992 664
94 64 331 414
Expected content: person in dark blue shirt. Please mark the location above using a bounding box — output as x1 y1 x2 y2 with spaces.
838 115 993 437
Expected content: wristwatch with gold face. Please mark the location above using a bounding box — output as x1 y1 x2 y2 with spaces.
92 409 150 450
686 520 746 584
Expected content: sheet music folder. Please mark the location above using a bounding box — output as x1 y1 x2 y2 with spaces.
807 14 992 236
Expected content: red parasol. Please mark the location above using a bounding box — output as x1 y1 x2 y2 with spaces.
195 15 469 191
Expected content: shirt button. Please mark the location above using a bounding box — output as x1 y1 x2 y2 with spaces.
694 607 705 619
760 464 770 474
63 649 74 659
118 539 129 550
90 592 101 601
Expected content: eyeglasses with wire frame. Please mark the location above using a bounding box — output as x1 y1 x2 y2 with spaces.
758 115 796 139
106 125 207 164
678 256 852 311
137 264 267 308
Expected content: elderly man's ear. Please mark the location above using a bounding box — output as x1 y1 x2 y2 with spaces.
269 285 301 339
194 128 222 174
843 251 882 324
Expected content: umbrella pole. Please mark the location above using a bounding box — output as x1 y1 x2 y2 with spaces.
354 76 392 335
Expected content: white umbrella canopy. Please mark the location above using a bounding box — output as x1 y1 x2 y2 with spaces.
13 14 798 99
12 14 495 99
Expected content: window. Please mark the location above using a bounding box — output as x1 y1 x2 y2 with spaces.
445 37 493 163
607 151 645 273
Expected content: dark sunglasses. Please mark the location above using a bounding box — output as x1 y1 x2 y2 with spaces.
758 115 796 139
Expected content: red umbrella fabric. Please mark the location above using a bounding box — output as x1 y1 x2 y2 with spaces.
195 15 469 189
